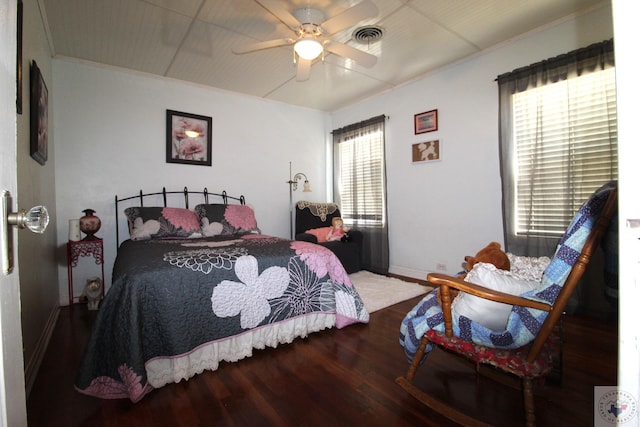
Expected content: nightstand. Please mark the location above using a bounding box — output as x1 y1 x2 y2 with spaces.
67 239 105 305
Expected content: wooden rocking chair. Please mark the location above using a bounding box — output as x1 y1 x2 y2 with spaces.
396 183 617 427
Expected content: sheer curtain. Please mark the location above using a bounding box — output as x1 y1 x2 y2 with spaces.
497 39 616 256
332 115 389 274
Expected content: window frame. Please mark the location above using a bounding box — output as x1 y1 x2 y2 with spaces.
332 115 387 229
497 39 616 256
510 67 618 237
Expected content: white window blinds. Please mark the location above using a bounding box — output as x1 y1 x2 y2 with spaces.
333 116 386 227
512 67 618 236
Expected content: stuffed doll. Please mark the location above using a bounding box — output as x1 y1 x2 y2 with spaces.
326 217 350 242
436 242 510 305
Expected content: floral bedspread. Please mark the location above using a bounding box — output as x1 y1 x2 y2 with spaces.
75 235 369 402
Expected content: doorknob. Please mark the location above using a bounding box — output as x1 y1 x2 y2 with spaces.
1 190 50 275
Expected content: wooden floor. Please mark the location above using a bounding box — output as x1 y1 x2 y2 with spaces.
27 296 617 426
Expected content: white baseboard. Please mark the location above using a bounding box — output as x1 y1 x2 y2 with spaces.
24 305 60 397
388 265 428 281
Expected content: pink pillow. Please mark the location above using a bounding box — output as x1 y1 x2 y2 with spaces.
305 227 331 243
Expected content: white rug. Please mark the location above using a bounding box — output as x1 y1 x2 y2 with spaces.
349 271 432 313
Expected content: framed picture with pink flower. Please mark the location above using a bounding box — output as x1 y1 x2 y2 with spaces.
166 109 212 166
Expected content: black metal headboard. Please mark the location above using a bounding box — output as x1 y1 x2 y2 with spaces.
115 187 246 248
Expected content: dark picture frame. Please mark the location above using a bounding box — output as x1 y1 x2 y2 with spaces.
30 60 48 165
414 109 438 134
166 109 212 166
412 140 441 163
17 0 23 114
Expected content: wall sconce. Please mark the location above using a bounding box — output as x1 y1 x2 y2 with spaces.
287 161 311 239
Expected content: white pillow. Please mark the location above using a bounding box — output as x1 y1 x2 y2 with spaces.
451 263 541 332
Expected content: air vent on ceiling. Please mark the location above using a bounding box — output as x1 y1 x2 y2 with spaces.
352 25 384 44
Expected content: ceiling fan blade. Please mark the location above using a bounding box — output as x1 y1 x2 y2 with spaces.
325 41 377 68
321 0 378 35
296 58 311 81
255 0 301 30
233 38 293 54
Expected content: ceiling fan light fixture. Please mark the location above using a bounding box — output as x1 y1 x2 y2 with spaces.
294 38 323 60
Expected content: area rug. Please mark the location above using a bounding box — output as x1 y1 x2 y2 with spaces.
349 271 433 313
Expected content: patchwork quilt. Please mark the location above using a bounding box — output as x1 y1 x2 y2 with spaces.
399 181 616 363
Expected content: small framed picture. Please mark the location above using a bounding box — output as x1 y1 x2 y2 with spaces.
414 109 438 134
30 60 48 165
412 140 440 163
166 109 212 166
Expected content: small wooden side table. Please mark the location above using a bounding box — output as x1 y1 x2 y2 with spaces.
67 239 105 305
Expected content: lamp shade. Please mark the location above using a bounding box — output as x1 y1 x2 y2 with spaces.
303 181 311 192
294 38 323 60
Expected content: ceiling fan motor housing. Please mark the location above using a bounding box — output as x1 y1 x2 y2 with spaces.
293 7 326 33
292 7 325 62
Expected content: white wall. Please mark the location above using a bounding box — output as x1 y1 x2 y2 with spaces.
53 60 328 303
332 3 613 280
52 3 614 303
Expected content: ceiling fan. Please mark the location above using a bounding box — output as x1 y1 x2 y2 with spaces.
233 0 379 81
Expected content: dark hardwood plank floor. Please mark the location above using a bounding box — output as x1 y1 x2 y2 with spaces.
27 296 617 426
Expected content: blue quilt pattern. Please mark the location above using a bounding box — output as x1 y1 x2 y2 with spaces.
399 182 616 362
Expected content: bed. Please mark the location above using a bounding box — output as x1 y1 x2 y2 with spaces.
75 188 369 402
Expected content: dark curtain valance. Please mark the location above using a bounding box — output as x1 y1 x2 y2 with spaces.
496 39 614 93
331 115 386 135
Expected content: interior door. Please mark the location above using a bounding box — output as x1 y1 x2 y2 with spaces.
0 0 29 425
613 0 640 410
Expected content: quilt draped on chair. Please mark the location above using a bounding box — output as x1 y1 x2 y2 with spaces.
399 181 617 362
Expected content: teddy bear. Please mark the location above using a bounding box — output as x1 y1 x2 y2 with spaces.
436 241 510 305
326 217 350 242
463 241 511 274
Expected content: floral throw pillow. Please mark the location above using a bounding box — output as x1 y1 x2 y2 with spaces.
506 253 552 282
124 206 202 241
195 204 260 237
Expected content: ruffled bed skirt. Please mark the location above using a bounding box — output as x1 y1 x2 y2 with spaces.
146 312 336 389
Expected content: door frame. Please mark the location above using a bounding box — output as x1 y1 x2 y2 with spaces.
0 0 28 425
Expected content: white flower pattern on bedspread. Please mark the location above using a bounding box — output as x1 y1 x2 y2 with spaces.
75 235 369 403
290 240 366 328
212 255 289 329
163 247 248 273
268 254 330 320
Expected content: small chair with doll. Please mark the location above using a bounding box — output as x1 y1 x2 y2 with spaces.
294 201 363 273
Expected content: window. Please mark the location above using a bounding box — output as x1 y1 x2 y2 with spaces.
512 67 618 236
498 39 617 255
332 115 389 273
333 116 386 227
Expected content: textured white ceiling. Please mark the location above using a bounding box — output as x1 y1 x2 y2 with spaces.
40 0 606 111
